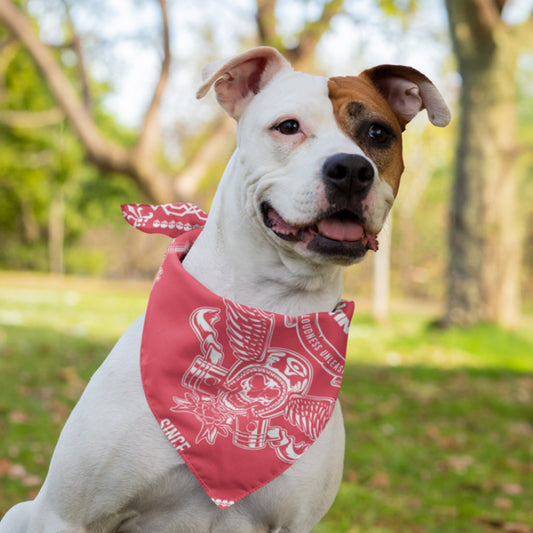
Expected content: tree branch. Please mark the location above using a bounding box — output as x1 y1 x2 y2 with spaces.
61 0 91 111
286 0 344 69
256 0 279 46
0 0 178 203
445 0 503 62
0 108 64 127
133 0 171 163
471 0 504 33
515 12 533 49
0 1 127 168
255 0 344 69
177 116 235 198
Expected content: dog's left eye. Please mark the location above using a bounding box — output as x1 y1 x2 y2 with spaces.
367 124 392 144
275 119 300 135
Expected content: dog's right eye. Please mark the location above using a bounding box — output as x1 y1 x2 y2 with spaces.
367 123 393 145
274 119 300 135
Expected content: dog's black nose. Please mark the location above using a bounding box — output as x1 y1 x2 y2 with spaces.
322 153 374 196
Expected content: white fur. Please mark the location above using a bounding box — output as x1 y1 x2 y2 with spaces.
0 47 448 532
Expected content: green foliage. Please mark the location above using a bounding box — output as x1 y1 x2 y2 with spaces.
0 26 143 274
0 274 531 531
377 0 418 26
377 0 418 15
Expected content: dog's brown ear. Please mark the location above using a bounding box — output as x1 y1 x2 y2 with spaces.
196 47 292 119
361 65 451 129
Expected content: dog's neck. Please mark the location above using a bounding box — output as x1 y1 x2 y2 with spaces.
182 154 344 317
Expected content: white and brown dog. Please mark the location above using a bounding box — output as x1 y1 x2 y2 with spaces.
0 47 450 532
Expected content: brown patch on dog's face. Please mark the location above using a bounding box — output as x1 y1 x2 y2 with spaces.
328 75 405 196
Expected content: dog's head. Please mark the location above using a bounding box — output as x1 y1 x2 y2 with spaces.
197 47 450 266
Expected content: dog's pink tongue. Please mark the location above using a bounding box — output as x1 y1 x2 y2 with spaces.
317 218 364 242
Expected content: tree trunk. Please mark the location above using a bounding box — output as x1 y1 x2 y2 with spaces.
444 0 522 328
48 188 65 275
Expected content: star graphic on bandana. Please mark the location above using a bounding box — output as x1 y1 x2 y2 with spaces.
172 392 230 445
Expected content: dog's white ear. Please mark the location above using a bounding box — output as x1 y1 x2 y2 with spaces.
361 65 451 129
196 47 292 119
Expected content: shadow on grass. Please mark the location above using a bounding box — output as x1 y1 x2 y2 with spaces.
0 324 111 512
1 325 532 532
318 363 533 533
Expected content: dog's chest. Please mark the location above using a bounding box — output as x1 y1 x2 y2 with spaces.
115 403 345 533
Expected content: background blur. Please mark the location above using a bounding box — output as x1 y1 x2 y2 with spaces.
1 1 532 531
0 0 532 326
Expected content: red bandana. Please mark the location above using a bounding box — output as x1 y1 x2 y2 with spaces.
122 203 354 509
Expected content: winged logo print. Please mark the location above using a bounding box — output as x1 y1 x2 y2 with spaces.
226 302 274 363
284 396 335 440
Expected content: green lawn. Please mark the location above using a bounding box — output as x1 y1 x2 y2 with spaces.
0 272 531 532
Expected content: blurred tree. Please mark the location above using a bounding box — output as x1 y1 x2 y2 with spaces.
257 0 343 69
0 20 140 273
443 0 533 327
0 0 345 204
0 0 176 204
0 0 348 275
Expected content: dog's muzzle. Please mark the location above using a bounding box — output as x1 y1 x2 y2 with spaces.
262 208 378 262
261 153 379 261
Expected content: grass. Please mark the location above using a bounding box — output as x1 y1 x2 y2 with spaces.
0 272 532 532
320 365 532 532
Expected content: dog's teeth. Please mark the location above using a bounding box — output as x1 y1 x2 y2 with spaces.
267 208 299 236
300 226 317 244
365 234 379 251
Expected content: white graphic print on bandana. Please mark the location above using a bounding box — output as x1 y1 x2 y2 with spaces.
122 203 207 237
170 301 342 463
123 202 354 509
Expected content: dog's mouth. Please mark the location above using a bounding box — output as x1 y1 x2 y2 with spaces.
262 203 379 258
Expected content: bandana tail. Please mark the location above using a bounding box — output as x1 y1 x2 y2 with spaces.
121 203 208 238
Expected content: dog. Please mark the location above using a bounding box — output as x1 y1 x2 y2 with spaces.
0 47 450 532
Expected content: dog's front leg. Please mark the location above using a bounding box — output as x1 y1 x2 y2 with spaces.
0 501 90 533
0 501 33 533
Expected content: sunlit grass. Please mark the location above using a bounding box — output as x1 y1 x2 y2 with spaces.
347 312 533 371
0 271 149 342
